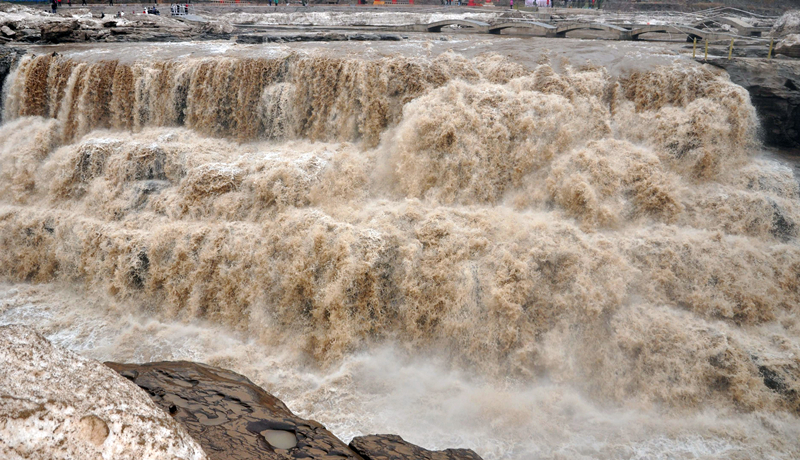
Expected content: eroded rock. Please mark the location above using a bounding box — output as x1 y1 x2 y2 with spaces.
772 10 800 38
349 435 483 460
776 34 800 59
105 361 366 460
0 4 208 44
40 20 80 43
0 325 207 460
706 57 800 148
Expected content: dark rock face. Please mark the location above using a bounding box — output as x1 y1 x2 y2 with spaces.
706 57 800 149
106 361 484 460
0 48 25 106
349 435 483 460
105 361 365 460
754 361 800 413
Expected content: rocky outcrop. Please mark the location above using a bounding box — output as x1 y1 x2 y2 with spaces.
349 435 483 460
0 325 207 460
0 4 213 44
106 361 485 460
40 20 81 43
706 57 800 148
0 327 482 460
106 361 366 460
776 34 800 59
772 10 800 38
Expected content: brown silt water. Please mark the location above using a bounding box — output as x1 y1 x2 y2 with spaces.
1 39 799 459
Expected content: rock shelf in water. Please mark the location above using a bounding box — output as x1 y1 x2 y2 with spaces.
107 360 485 460
1 324 482 459
106 360 363 460
107 360 484 460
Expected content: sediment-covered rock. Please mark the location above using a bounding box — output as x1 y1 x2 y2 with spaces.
776 34 800 59
706 57 800 148
0 325 207 460
106 361 366 460
349 435 483 460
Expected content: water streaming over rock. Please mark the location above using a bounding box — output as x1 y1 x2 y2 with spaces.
1 50 799 459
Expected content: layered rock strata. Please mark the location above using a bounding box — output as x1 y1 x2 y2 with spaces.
776 34 800 59
107 361 484 460
0 5 230 44
106 361 364 460
350 435 483 460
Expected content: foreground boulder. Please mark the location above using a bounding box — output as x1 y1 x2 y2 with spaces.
106 361 485 460
106 361 366 460
706 57 800 148
350 435 483 460
776 34 800 59
0 325 207 460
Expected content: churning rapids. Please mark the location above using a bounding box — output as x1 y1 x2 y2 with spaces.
1 39 799 459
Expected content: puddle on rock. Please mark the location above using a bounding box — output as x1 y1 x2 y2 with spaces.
261 429 298 449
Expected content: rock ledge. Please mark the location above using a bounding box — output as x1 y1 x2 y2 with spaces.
107 361 483 460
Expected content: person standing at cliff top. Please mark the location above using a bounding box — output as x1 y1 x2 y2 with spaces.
50 0 57 14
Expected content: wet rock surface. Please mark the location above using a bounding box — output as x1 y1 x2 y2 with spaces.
0 47 25 97
754 360 800 413
707 57 800 149
349 435 483 460
106 361 365 460
106 361 485 460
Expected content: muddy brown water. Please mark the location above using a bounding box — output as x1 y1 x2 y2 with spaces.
1 33 799 460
